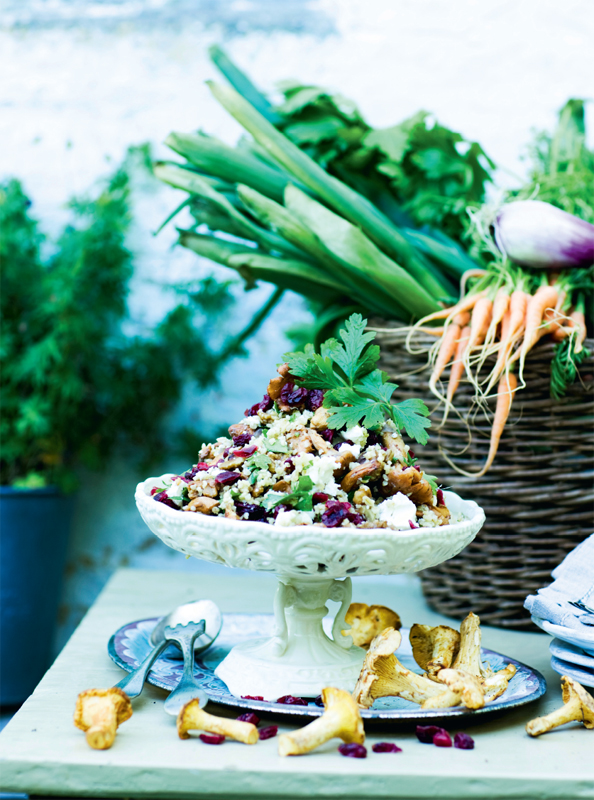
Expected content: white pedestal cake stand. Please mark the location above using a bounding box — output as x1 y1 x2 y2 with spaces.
136 478 485 700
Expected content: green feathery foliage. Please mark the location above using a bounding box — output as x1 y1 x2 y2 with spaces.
0 160 280 489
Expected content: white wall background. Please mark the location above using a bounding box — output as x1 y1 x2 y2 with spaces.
2 0 593 649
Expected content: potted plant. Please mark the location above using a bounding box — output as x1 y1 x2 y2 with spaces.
0 161 283 705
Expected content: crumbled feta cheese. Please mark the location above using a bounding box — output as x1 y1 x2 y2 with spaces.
244 415 261 430
337 442 361 459
165 478 186 507
323 479 341 497
344 425 368 448
377 492 416 529
274 509 314 527
308 454 340 491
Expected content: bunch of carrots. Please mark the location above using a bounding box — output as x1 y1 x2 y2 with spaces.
406 266 590 477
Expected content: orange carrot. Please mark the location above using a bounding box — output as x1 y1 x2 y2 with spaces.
571 307 587 353
517 285 559 379
453 310 471 327
488 287 510 338
485 289 529 394
475 287 510 376
429 323 463 396
465 295 493 355
444 325 471 414
551 324 571 342
413 291 486 328
472 371 518 477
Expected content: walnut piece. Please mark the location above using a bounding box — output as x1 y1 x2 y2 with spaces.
341 460 382 493
188 479 218 499
310 407 331 430
267 376 287 401
333 451 357 479
185 497 219 515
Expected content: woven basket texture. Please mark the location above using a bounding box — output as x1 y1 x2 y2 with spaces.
373 323 594 629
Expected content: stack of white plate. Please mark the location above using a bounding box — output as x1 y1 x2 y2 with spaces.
532 616 594 687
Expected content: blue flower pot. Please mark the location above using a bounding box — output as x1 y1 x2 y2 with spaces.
0 487 74 706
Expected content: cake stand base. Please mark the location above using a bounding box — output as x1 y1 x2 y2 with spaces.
214 576 365 700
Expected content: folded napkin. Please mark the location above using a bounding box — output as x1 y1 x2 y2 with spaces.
524 533 594 631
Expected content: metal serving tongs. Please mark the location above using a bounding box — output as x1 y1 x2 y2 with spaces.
74 599 222 748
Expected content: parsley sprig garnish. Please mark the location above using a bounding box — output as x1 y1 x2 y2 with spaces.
262 475 314 512
284 314 431 445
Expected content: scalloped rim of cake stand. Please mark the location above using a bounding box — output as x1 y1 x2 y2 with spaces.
135 479 485 579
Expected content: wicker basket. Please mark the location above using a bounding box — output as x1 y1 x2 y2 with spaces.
374 324 594 629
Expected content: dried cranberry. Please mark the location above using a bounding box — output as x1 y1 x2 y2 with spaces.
153 491 179 510
276 695 308 706
185 463 211 480
433 730 452 747
408 449 416 459
233 444 258 457
307 389 325 411
241 695 264 701
436 488 445 506
280 382 309 407
322 500 351 528
150 486 160 496
172 474 190 483
199 733 225 744
215 471 242 486
245 393 273 416
414 464 421 472
372 742 402 753
259 725 278 740
313 492 329 504
367 430 382 446
454 732 474 749
338 743 367 758
236 712 260 725
232 432 252 447
416 725 446 744
313 695 324 707
320 428 334 443
409 520 419 529
235 501 267 521
284 458 295 474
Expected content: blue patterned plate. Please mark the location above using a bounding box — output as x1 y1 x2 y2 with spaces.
108 613 546 720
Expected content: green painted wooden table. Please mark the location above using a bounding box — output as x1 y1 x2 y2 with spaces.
1 568 593 799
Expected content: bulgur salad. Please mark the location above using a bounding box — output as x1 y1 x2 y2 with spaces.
150 315 458 531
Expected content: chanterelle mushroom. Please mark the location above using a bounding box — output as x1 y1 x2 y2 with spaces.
352 628 450 709
526 676 594 737
450 613 517 699
451 612 492 680
278 687 364 756
423 668 485 710
483 663 517 701
74 688 132 750
177 699 258 744
409 623 460 678
342 602 401 648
